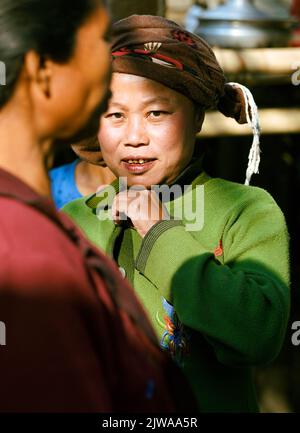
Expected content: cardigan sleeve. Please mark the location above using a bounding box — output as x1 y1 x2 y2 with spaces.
135 188 290 367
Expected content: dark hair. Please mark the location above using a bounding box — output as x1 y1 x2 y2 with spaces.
0 0 102 107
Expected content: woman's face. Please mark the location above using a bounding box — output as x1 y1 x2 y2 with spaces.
98 73 203 187
38 6 112 141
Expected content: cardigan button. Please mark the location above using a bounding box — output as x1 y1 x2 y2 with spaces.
119 267 126 278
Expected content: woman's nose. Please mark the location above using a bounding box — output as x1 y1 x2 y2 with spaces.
124 116 149 147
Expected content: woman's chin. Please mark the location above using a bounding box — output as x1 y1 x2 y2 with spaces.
124 174 160 189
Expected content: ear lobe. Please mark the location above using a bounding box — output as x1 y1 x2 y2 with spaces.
24 51 52 98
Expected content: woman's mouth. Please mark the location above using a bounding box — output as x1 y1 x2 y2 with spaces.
121 158 157 174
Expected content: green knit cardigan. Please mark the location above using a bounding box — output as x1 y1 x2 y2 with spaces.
63 165 290 412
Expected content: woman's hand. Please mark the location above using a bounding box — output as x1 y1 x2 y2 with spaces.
111 189 169 237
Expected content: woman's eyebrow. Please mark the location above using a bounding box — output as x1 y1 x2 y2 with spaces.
107 97 172 111
107 102 127 110
140 97 173 108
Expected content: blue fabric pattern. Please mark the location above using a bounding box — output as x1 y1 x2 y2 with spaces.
160 298 190 366
50 159 82 209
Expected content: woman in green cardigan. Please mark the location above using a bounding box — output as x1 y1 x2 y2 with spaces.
63 15 290 412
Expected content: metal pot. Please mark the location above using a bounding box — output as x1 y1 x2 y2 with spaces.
185 0 297 48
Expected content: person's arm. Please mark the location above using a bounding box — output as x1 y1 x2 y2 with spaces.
135 189 290 367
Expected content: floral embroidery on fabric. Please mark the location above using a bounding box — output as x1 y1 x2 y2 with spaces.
171 30 197 48
160 298 190 365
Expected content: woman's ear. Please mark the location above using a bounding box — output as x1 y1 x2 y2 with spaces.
24 51 52 98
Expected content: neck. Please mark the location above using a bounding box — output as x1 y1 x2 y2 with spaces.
75 160 116 196
0 101 52 197
170 156 203 188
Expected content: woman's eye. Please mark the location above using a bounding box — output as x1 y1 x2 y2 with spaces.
148 111 167 119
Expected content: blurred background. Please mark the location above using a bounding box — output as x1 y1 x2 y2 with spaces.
56 0 300 412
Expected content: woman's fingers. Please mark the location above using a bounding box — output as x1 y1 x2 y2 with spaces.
112 190 169 237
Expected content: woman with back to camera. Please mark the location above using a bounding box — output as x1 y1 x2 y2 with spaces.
0 1 194 412
64 15 291 412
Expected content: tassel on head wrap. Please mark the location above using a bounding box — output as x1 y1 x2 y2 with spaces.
232 83 261 186
218 82 261 185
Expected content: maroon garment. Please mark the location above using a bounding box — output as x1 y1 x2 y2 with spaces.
0 168 182 413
